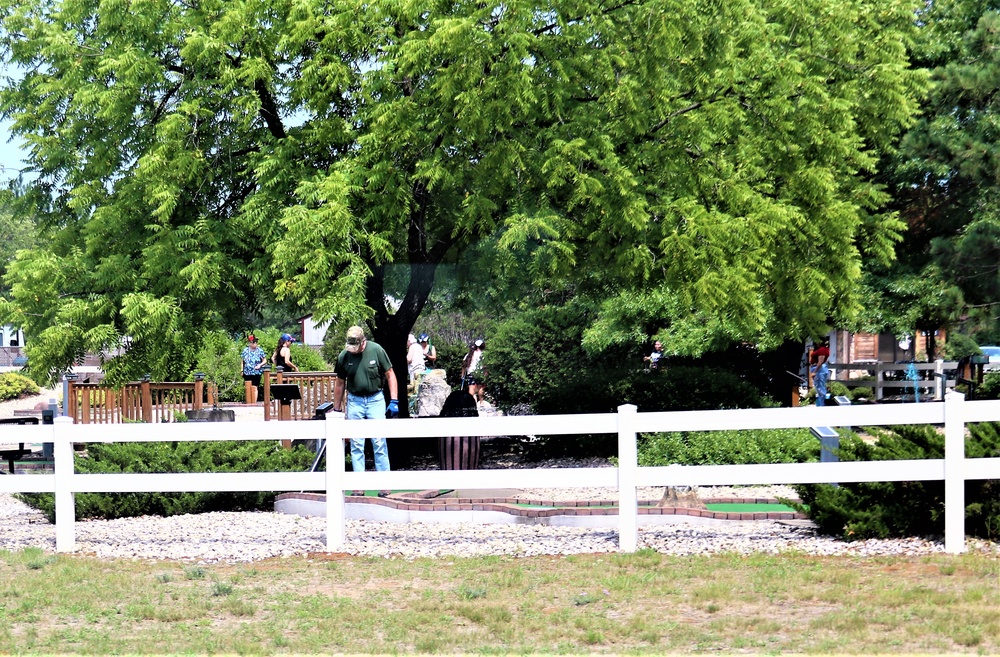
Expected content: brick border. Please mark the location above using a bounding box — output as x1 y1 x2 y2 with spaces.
275 491 808 521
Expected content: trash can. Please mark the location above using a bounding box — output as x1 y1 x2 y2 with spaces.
437 390 480 470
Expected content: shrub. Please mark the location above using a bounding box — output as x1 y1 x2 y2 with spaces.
0 372 40 401
802 380 851 405
18 440 315 521
639 428 819 466
489 299 769 416
621 365 769 413
191 330 243 402
791 423 1000 540
977 372 1000 401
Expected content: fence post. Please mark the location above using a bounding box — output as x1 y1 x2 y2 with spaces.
53 416 75 552
326 415 346 551
140 377 153 423
943 390 966 554
262 367 272 421
876 363 884 401
934 359 944 401
193 373 204 411
617 404 639 553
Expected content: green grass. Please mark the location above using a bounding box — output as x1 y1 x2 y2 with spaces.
0 547 997 653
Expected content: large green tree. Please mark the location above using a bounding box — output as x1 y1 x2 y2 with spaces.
860 1 1000 354
0 0 923 386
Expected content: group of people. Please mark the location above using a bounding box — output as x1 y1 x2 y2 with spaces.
405 333 438 382
239 333 299 404
239 327 489 482
331 328 487 483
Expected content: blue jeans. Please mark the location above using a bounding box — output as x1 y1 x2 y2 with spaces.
346 391 390 472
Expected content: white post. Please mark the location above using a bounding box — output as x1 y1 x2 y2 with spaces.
943 390 966 554
53 416 75 552
325 415 346 551
934 359 944 401
617 404 639 553
876 363 884 401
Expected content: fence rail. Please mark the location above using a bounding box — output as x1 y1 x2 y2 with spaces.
261 371 337 421
829 360 959 400
2 393 1000 555
67 379 214 424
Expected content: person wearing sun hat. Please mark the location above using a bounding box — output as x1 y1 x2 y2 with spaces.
333 325 399 479
418 333 436 366
271 332 299 372
240 334 267 403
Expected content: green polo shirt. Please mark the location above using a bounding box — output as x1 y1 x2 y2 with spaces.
335 340 393 396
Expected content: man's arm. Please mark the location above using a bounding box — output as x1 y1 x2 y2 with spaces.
385 368 398 401
333 377 345 412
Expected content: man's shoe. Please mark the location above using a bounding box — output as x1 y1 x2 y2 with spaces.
348 490 365 496
377 490 391 498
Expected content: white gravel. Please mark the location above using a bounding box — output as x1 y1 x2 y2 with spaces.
3 490 996 563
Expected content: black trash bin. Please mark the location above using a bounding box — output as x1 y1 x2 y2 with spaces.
437 390 481 470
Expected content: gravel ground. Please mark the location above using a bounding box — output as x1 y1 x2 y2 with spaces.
4 488 996 563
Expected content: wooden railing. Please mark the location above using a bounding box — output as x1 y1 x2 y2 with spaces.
262 370 338 421
829 360 958 401
67 379 214 424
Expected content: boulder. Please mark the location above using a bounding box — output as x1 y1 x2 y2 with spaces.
415 369 450 417
657 486 706 509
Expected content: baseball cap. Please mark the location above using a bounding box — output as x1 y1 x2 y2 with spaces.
474 338 484 347
408 333 417 344
247 334 257 343
418 333 429 342
345 326 365 347
280 332 293 343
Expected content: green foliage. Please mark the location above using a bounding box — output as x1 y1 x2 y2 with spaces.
977 372 1000 401
0 191 39 296
803 380 852 405
191 331 243 403
0 371 39 401
941 332 982 361
490 296 772 415
19 441 315 522
864 5 1000 344
639 429 819 467
0 0 925 383
792 423 1000 540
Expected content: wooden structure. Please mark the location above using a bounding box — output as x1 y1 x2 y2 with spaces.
828 360 958 401
262 370 338 421
67 378 214 424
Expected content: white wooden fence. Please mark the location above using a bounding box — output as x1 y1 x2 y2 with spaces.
829 359 957 401
2 392 1000 555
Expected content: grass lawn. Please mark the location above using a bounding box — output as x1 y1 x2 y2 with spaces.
1 547 998 653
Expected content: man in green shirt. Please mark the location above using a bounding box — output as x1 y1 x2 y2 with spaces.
333 326 399 475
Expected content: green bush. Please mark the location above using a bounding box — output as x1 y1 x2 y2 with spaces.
639 428 819 466
0 372 40 401
484 299 771 459
791 423 1000 540
488 299 769 416
977 372 1000 401
802 380 851 405
18 440 316 521
622 365 769 413
191 330 243 402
